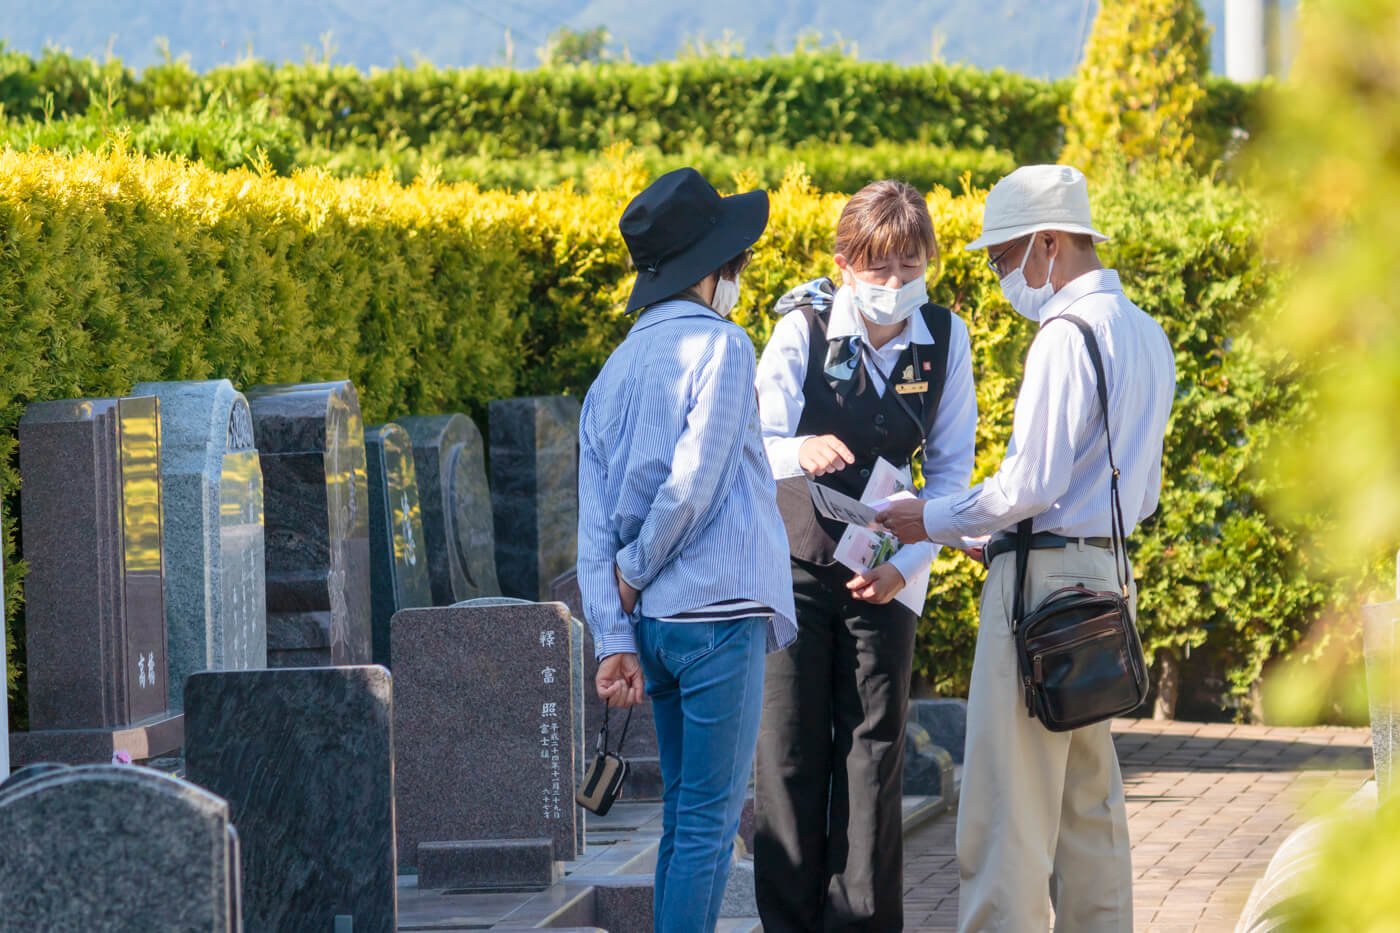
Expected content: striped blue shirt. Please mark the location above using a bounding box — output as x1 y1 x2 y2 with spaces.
577 299 798 660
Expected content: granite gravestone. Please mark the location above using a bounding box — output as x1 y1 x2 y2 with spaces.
245 381 371 667
391 603 577 869
456 596 588 855
489 397 580 601
134 380 267 712
0 765 241 931
549 570 661 799
1364 598 1400 799
396 414 499 604
365 423 433 667
184 666 395 932
13 396 183 765
1 519 8 777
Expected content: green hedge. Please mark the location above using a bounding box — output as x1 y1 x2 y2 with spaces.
0 147 1347 725
0 98 305 174
1 46 1263 167
306 139 1017 194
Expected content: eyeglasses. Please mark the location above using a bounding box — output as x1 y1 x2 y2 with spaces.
986 241 1020 276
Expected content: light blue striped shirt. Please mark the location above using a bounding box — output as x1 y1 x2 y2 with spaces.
577 299 798 660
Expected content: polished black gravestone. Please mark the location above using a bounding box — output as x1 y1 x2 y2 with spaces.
365 423 433 667
391 603 577 871
13 396 183 765
0 764 241 931
489 397 580 601
184 666 395 932
134 380 267 713
396 414 500 604
1 516 7 776
245 381 372 667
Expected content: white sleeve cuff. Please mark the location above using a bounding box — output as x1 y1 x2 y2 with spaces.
921 496 963 549
765 435 811 480
888 540 934 584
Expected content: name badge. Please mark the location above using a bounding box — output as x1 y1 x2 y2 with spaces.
896 381 929 395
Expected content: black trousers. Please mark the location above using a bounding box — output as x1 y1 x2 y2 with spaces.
754 558 918 932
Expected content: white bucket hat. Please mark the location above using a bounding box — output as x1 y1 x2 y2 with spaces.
963 164 1110 252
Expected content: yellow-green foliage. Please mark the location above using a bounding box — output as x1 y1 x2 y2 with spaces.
0 145 1352 717
1255 0 1400 570
1249 0 1400 919
1060 0 1212 177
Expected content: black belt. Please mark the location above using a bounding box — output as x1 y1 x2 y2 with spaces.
984 531 1112 566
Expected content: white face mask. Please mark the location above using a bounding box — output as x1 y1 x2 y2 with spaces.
998 234 1056 322
711 276 741 318
851 276 927 326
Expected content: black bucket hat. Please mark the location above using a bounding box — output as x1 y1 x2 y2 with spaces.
619 167 769 314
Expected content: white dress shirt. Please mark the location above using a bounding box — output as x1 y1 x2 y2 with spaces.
919 269 1175 547
756 284 978 595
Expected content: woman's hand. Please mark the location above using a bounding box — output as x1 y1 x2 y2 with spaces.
799 434 856 476
846 562 907 604
596 652 646 708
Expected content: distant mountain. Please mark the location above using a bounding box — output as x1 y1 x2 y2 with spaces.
9 1 1257 78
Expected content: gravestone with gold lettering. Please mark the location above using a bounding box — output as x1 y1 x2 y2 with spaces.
365 422 432 667
11 396 183 765
134 380 267 712
246 381 372 667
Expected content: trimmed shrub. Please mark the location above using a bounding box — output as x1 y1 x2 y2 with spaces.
1 98 305 174
0 47 1263 168
0 147 1347 723
304 139 1018 195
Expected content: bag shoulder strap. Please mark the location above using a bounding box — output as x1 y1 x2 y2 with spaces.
1013 313 1131 631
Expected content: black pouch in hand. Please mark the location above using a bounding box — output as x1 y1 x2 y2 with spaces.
575 705 632 816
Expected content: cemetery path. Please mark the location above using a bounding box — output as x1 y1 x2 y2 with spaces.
901 718 1374 933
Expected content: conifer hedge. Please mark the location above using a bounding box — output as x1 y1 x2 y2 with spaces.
0 148 1344 722
0 48 1264 167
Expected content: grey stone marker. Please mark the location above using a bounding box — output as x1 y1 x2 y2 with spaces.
184 666 395 932
245 381 372 667
134 380 267 712
1363 554 1400 800
1 517 7 777
12 396 183 766
391 602 578 871
396 414 500 604
365 423 433 667
0 764 241 931
489 396 580 601
551 570 662 800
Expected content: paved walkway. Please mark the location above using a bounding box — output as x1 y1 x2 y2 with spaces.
902 719 1374 932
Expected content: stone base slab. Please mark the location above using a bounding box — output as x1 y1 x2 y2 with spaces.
420 839 561 892
8 713 184 767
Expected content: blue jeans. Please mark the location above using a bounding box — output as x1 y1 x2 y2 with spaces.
636 615 767 933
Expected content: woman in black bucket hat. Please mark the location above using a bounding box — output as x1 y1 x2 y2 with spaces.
576 168 798 933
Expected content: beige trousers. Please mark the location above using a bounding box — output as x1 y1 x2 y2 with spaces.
956 544 1135 933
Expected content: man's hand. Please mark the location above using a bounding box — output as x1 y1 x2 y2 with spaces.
846 562 906 604
615 564 640 615
961 534 991 566
799 434 855 476
877 498 930 544
596 652 646 708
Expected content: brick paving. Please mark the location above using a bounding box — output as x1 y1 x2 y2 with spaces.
902 718 1374 932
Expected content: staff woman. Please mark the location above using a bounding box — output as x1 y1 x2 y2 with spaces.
753 180 977 932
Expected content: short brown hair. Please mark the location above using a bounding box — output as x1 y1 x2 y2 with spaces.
834 180 940 276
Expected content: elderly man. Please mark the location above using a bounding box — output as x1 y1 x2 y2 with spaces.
878 165 1175 933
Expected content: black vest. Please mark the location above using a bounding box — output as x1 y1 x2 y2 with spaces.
776 295 953 565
